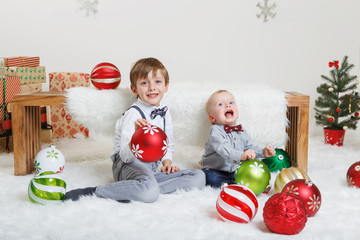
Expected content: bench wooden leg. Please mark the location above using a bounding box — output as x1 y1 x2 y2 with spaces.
285 94 310 171
13 105 41 175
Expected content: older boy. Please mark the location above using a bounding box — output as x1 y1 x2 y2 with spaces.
201 90 275 188
66 57 205 201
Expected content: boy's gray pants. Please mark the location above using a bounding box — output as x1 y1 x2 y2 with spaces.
95 154 205 203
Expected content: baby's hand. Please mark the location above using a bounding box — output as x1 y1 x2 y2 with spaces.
134 119 148 131
263 146 276 158
240 149 256 161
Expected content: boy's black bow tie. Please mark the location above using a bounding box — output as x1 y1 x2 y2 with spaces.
150 106 168 119
224 124 243 133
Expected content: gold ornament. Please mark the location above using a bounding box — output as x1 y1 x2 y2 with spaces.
355 80 359 85
343 126 348 130
274 167 311 193
349 96 352 113
328 87 334 92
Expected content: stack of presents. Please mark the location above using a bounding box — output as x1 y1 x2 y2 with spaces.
0 56 90 152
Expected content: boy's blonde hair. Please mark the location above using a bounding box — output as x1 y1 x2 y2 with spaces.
206 90 229 114
130 57 169 88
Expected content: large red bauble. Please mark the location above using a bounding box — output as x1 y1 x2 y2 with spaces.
90 62 121 89
282 179 321 217
130 124 168 162
216 184 258 223
263 192 307 235
347 161 360 188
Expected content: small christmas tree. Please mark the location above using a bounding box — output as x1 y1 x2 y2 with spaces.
314 56 360 130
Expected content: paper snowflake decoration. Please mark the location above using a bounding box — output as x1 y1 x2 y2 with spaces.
256 0 276 22
78 0 99 17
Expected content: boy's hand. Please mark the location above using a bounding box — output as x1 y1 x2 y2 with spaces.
240 149 256 161
161 159 180 174
263 146 276 158
134 118 148 131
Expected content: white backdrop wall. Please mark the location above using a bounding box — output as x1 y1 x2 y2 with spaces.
2 0 360 140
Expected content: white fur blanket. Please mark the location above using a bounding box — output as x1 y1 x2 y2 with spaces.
65 82 288 156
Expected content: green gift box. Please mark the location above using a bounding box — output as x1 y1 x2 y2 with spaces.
8 66 46 85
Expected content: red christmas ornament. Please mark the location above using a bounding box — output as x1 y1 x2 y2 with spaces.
282 179 321 217
355 112 359 117
216 184 258 223
328 117 334 122
347 161 360 188
130 124 168 162
263 192 307 235
336 108 340 113
90 62 121 90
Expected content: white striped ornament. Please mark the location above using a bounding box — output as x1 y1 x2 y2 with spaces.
28 171 66 205
216 184 258 223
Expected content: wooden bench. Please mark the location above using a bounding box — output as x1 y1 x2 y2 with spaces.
9 91 309 175
11 92 65 175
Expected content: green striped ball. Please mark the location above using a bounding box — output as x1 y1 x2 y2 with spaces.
28 171 66 205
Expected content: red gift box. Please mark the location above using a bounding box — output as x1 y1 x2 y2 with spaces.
0 76 21 135
0 76 21 105
6 56 40 67
49 72 91 138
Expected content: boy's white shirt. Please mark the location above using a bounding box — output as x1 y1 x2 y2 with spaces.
112 98 174 164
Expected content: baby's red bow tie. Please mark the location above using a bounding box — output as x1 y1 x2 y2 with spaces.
224 124 243 133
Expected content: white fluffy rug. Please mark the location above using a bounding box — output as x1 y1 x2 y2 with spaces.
1 134 360 240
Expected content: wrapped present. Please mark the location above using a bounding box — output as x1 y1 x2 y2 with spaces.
6 56 40 67
1 76 21 135
7 66 46 85
20 83 42 93
0 58 5 78
50 72 90 138
0 76 21 105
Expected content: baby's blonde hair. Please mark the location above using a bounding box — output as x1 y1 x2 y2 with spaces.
205 89 229 114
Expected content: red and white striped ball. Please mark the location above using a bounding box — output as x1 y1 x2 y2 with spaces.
90 62 121 89
216 184 258 223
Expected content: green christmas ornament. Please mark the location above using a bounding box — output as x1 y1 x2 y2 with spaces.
262 148 291 172
234 159 271 195
28 171 66 205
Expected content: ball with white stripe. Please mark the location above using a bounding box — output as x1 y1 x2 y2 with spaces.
216 184 258 223
28 171 66 205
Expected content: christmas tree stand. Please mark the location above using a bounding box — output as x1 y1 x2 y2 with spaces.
324 128 345 146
